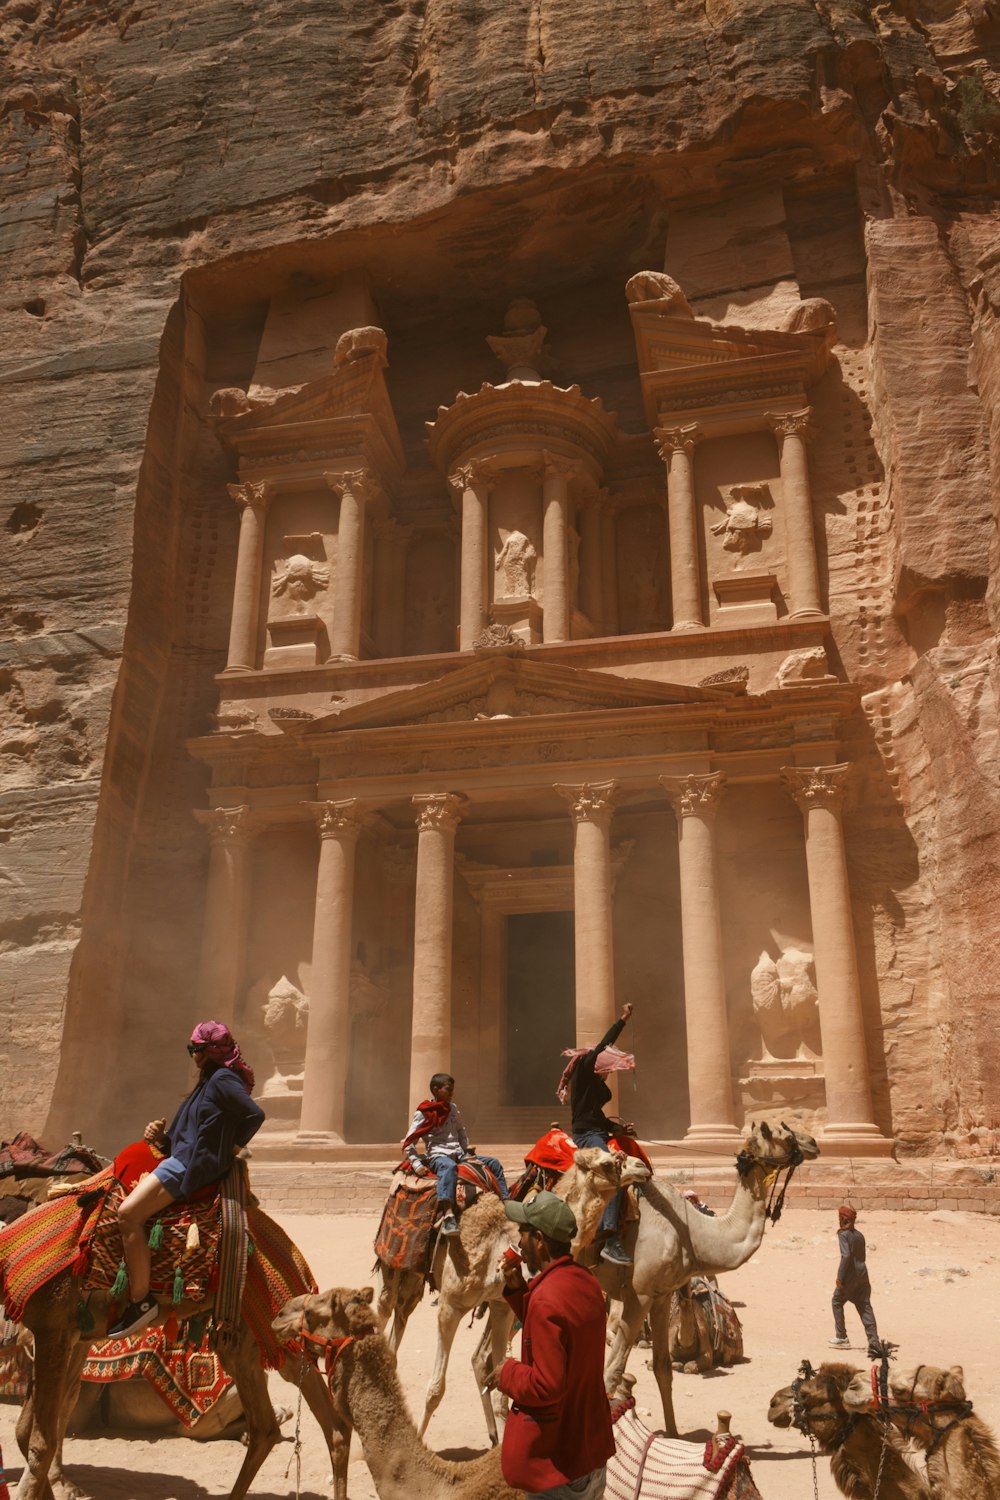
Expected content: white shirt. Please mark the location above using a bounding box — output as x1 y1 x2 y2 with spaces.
405 1101 469 1161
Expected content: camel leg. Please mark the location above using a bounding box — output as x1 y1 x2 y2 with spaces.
275 1355 353 1500
389 1272 423 1353
603 1282 649 1404
648 1294 678 1438
216 1330 282 1500
16 1323 74 1500
418 1300 464 1439
49 1345 89 1500
471 1301 513 1447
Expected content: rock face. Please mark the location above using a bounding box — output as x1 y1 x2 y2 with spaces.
1 0 998 1158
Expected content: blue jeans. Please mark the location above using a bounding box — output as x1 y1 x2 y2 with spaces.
531 1466 606 1500
573 1130 621 1235
426 1154 510 1202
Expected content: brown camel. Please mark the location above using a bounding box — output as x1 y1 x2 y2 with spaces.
843 1362 1000 1500
599 1119 819 1436
668 1281 714 1373
273 1286 519 1500
418 1147 650 1441
768 1360 932 1500
7 1212 343 1500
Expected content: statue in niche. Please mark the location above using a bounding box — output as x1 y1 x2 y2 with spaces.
711 484 773 558
751 947 820 1061
271 553 330 611
495 529 537 598
258 975 309 1096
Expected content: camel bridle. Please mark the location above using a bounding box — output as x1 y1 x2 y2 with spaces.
866 1358 974 1454
735 1122 806 1223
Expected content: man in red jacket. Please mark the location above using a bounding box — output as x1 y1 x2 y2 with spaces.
496 1191 615 1499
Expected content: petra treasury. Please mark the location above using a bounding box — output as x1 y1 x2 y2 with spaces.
3 0 1000 1220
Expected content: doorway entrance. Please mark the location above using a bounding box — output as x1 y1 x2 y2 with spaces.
505 910 575 1105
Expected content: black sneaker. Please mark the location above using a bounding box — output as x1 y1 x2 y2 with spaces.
107 1295 158 1338
440 1214 460 1237
600 1237 632 1266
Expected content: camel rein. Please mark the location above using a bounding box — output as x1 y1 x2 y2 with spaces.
284 1316 375 1500
791 1357 894 1500
868 1359 974 1454
735 1135 805 1224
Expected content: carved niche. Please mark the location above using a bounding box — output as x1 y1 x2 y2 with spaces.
265 532 331 669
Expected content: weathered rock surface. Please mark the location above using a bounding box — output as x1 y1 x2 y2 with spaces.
1 0 998 1154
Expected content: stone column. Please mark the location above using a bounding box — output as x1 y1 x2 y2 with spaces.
542 454 573 643
452 462 491 650
373 517 407 658
409 793 465 1108
555 781 618 1048
660 774 740 1144
193 806 253 1023
781 765 888 1148
578 491 605 633
328 469 374 661
298 799 363 1142
601 501 619 636
768 409 823 619
224 481 272 672
655 425 704 631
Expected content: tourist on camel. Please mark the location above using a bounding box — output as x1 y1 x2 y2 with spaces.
403 1072 509 1238
107 1020 265 1339
558 1000 635 1266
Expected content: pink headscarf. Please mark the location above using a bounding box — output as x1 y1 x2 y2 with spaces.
190 1020 255 1093
556 1044 635 1104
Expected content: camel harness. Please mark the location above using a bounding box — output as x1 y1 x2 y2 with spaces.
868 1357 974 1454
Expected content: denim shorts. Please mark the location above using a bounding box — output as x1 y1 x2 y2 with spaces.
151 1155 186 1198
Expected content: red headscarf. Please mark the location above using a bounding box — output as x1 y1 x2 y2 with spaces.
190 1020 255 1093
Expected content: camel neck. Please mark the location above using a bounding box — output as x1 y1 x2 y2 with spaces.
680 1167 770 1274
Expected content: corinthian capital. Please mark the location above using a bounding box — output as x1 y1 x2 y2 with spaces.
194 804 252 844
326 468 379 506
660 772 726 819
654 425 702 463
412 792 465 834
304 798 363 839
541 451 584 486
227 480 272 513
781 763 850 813
554 780 618 827
449 459 495 497
767 409 814 444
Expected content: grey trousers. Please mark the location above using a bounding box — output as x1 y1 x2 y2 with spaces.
832 1283 879 1351
530 1467 607 1500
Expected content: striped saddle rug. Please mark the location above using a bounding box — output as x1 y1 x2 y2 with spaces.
607 1403 762 1500
374 1159 504 1274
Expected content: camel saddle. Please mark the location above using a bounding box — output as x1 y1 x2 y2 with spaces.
374 1159 503 1273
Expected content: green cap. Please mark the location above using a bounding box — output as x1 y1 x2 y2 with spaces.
504 1190 577 1243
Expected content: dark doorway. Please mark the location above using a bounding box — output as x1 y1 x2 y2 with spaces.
505 911 576 1105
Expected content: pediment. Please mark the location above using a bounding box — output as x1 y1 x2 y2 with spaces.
305 654 729 735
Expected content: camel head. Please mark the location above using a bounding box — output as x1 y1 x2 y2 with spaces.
618 1153 653 1189
843 1362 968 1417
570 1147 624 1202
740 1118 820 1173
768 1362 860 1438
272 1285 378 1348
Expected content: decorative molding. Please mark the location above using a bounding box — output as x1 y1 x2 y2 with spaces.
699 665 750 691
660 772 726 818
194 804 252 843
781 762 851 812
449 458 496 496
324 468 380 505
412 791 466 833
554 779 618 825
473 622 525 653
304 798 363 839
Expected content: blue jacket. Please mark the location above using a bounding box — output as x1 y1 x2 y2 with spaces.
164 1065 265 1199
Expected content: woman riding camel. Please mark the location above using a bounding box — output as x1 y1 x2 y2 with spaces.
107 1020 265 1338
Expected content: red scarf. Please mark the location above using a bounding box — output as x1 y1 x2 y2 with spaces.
401 1099 451 1151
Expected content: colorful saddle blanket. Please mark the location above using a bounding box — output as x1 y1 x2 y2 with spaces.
82 1176 221 1305
607 1402 761 1500
81 1325 232 1427
374 1159 503 1273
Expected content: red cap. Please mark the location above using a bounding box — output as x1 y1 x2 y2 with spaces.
838 1205 857 1221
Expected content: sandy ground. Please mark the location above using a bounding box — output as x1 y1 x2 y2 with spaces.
2 1205 998 1499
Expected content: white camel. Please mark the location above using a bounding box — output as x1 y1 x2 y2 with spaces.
598 1119 819 1436
419 1146 651 1441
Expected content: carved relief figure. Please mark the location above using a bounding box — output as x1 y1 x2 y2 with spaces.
259 974 309 1095
271 553 330 609
624 270 694 318
750 947 820 1060
495 529 537 598
711 484 773 558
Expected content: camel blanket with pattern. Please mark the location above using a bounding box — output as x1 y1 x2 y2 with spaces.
242 1205 317 1369
374 1160 502 1273
607 1406 761 1500
81 1326 232 1427
0 1167 112 1322
82 1175 221 1304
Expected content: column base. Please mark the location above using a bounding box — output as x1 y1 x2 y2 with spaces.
292 1129 348 1152
328 652 360 664
671 619 706 633
786 607 827 622
681 1124 744 1153
219 664 255 676
819 1123 895 1157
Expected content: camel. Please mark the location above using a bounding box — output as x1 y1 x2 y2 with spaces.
843 1362 1000 1500
599 1119 819 1436
418 1146 650 1441
5 1203 343 1500
273 1286 517 1500
668 1280 715 1373
768 1360 932 1500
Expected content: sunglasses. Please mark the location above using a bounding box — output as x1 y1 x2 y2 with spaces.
187 1043 209 1056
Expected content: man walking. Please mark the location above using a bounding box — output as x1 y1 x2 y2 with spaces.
829 1204 881 1357
496 1192 615 1500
